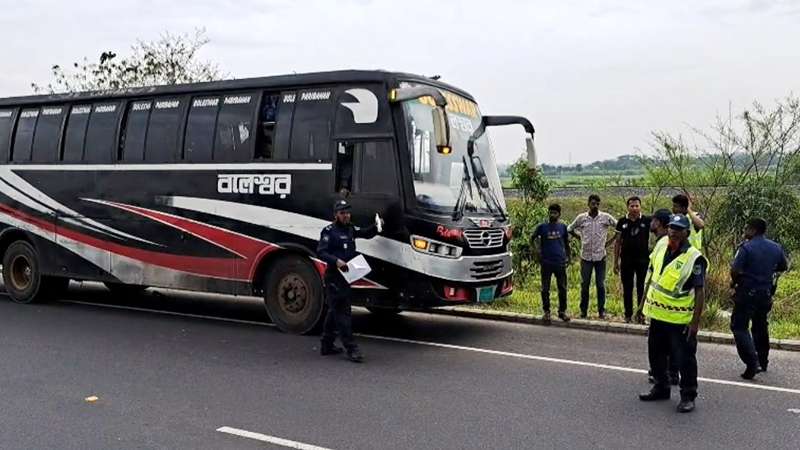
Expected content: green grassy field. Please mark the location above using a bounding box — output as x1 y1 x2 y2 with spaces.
486 195 800 340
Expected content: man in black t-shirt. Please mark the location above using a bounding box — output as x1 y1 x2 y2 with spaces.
614 196 652 322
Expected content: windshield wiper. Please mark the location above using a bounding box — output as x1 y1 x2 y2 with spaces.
451 156 474 221
469 154 507 221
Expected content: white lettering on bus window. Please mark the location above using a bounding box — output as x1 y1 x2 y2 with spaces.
193 98 219 108
94 104 117 113
72 106 91 115
155 100 180 109
224 95 252 105
300 91 331 101
0 111 13 119
132 102 152 111
283 94 296 103
21 110 40 118
217 174 292 198
42 107 63 116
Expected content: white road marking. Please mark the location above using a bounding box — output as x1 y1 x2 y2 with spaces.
217 426 332 450
789 408 800 414
58 300 800 396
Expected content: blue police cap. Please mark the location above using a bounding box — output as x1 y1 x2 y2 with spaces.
334 199 352 212
668 214 690 230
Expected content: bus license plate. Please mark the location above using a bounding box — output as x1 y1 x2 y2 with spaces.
477 286 496 303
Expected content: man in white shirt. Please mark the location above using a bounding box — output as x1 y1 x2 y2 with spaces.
569 194 618 319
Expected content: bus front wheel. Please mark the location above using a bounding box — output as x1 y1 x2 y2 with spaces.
263 255 324 335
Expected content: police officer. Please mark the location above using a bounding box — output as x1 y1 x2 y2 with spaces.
730 218 789 379
316 199 382 363
639 214 707 413
639 209 681 386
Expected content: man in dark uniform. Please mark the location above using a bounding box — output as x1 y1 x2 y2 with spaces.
639 214 707 413
317 199 381 363
730 218 789 379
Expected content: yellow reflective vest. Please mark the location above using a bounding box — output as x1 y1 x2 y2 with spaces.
688 225 702 250
643 241 704 325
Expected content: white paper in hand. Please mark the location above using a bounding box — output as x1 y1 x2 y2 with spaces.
339 255 372 284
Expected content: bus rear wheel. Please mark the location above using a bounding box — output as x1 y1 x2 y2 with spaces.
2 240 59 304
263 255 324 335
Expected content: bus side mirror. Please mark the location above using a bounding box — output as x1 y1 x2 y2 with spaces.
525 136 537 169
432 108 452 154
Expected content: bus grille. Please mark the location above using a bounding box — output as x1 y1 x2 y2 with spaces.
470 259 505 280
464 229 504 249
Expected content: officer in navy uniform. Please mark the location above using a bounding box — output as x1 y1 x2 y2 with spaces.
317 199 382 362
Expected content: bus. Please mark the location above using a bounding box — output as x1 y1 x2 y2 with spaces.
0 70 537 333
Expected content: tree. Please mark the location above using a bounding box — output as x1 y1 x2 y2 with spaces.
508 157 551 278
32 29 225 94
640 95 800 255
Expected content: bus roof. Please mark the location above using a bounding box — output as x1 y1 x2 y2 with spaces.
0 70 475 107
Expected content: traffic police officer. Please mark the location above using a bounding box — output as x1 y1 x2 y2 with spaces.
316 199 381 363
639 214 707 413
730 218 789 379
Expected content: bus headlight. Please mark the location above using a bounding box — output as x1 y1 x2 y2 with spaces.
410 235 463 259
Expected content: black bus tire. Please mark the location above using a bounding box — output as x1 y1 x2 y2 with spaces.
2 240 46 304
104 282 149 297
263 255 324 335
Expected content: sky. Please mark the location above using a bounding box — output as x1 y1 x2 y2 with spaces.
1 0 799 164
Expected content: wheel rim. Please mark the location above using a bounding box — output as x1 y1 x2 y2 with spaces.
10 255 33 291
277 273 309 316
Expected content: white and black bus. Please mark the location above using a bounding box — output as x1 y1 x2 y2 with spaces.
0 70 537 333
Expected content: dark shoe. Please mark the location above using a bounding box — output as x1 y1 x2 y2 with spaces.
542 311 552 325
759 362 768 372
320 344 344 356
677 399 695 413
346 348 364 363
648 375 656 384
598 311 606 320
741 366 761 380
639 389 671 401
558 312 571 323
624 316 632 324
635 313 645 324
669 374 680 386
580 311 588 319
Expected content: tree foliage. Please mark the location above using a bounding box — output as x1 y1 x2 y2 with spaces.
641 95 800 255
508 157 551 278
32 29 224 94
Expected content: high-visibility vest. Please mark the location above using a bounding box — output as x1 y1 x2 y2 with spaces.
643 243 703 325
688 226 703 250
650 235 668 259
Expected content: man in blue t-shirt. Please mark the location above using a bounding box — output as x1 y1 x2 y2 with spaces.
532 203 572 324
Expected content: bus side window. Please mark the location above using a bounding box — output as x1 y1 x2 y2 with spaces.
63 105 91 162
120 100 152 162
215 93 256 162
335 142 354 193
11 108 39 163
85 102 120 163
290 89 332 161
254 93 282 160
31 106 65 163
337 140 398 196
146 98 183 162
184 96 219 162
0 109 18 162
357 140 398 195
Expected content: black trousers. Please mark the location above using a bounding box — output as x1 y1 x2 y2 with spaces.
620 259 649 318
730 290 773 370
580 258 607 314
648 319 698 400
321 278 357 351
541 263 568 314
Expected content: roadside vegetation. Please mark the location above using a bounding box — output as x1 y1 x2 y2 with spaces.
495 95 800 340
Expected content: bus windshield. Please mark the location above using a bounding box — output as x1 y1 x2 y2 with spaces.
401 86 506 217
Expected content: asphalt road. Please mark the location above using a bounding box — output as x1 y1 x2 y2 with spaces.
1 283 799 449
